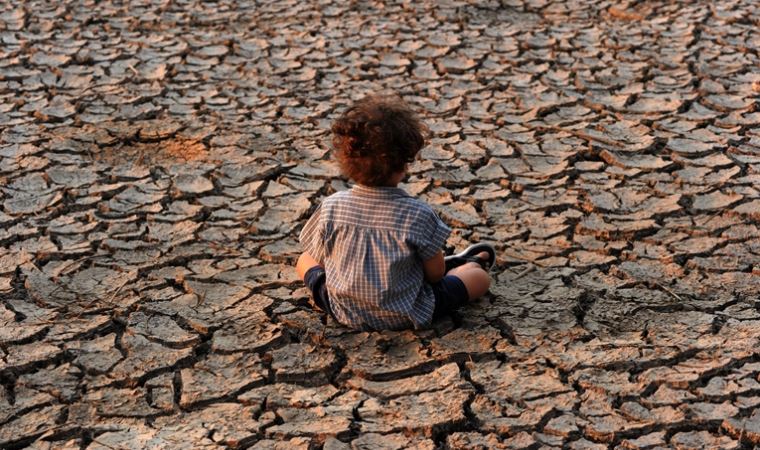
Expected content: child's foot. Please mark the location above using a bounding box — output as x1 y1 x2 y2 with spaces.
444 243 496 272
467 251 491 270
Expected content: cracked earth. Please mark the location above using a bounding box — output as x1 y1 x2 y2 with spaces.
1 0 760 449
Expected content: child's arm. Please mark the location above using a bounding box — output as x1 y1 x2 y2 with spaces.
296 251 322 281
297 204 326 280
423 250 446 283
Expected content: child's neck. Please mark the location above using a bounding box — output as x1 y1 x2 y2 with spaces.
357 183 399 189
354 170 405 188
388 170 405 186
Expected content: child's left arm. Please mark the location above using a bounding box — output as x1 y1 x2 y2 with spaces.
297 204 326 279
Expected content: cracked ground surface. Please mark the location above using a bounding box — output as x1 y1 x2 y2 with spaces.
1 0 760 448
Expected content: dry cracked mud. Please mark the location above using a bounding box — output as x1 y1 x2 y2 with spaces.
1 0 759 449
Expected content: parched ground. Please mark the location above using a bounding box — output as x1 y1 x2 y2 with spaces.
1 0 760 448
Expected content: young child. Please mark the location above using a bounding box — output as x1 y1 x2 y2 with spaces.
295 94 493 330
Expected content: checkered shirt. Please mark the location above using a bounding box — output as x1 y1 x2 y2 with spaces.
299 184 451 330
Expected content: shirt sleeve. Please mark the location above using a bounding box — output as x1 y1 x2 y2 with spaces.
414 207 451 261
298 204 326 264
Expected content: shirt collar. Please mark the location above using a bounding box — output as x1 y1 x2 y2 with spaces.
351 184 409 199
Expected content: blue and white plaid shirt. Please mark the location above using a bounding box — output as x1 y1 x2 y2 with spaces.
299 184 451 330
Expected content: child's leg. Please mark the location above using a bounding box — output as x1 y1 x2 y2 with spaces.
446 251 491 300
296 252 321 280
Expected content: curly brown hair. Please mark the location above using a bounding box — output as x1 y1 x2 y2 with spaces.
331 95 428 186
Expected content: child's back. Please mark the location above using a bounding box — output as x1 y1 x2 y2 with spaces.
300 184 449 330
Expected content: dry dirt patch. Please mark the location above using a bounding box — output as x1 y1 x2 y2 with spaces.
85 120 210 165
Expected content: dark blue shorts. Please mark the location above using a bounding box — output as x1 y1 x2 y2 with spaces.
303 267 469 323
430 274 470 319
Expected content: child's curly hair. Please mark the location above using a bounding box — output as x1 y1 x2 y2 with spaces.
331 95 428 186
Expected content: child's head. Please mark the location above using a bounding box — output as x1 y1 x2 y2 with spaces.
331 94 427 186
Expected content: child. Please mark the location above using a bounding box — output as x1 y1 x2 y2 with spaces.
295 94 493 330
